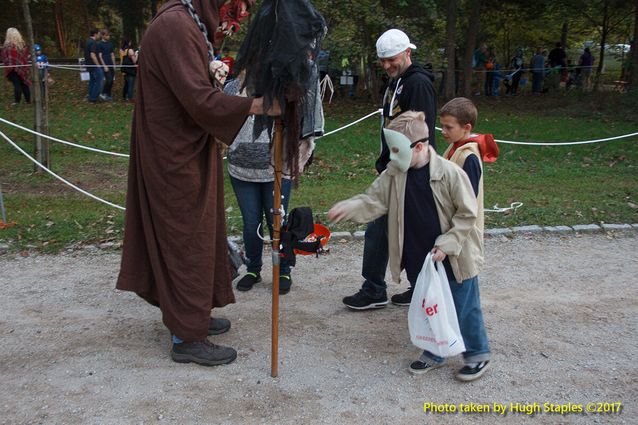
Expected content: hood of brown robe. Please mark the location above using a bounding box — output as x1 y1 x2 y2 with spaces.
159 0 221 46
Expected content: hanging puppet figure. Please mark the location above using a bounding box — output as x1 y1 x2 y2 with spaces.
209 60 229 88
116 0 282 368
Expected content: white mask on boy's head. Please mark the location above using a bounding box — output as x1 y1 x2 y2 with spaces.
384 128 418 172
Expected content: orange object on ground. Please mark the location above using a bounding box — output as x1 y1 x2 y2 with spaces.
0 220 17 229
294 223 331 255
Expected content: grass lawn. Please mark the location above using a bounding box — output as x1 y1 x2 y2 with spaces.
1 71 637 252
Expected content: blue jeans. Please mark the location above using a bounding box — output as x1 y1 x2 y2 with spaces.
123 75 136 100
360 215 389 298
420 276 490 364
230 176 292 276
88 68 104 101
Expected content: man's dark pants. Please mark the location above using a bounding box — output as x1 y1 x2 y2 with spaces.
360 214 389 298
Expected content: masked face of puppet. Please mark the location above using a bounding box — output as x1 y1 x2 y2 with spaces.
209 60 230 87
214 0 253 46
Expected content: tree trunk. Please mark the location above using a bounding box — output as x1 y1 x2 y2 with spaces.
53 0 68 56
462 0 481 97
561 21 568 49
631 0 638 90
21 0 48 171
594 0 610 92
444 0 458 100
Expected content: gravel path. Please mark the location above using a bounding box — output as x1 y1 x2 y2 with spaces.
1 233 636 424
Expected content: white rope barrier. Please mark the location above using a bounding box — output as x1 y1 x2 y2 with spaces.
0 129 126 211
1 104 635 215
433 126 638 146
493 132 638 146
484 202 523 213
0 117 130 158
317 109 381 138
48 64 138 70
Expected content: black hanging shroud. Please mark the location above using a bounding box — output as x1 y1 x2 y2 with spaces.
234 0 326 181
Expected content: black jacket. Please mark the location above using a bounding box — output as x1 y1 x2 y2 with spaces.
376 63 437 174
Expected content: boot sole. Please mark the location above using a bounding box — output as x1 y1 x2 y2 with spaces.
409 362 444 375
456 363 490 382
171 351 237 366
344 300 389 310
236 278 262 292
208 324 231 335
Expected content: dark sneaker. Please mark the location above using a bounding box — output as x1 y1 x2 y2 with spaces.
171 340 237 366
208 317 231 335
279 275 292 295
343 291 388 310
236 272 261 291
409 359 444 375
391 288 413 306
456 361 490 382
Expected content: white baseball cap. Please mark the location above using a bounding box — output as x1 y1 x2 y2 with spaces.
376 29 417 59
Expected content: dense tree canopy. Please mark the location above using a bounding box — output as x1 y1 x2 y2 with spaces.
1 0 635 93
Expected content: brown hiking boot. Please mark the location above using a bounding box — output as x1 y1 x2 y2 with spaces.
208 317 231 335
171 340 237 366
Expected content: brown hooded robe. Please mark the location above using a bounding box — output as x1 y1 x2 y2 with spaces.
116 0 253 342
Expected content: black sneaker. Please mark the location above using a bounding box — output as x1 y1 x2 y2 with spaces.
208 317 231 335
409 359 444 375
391 288 413 306
236 272 261 291
279 275 292 295
343 291 388 310
171 340 237 366
456 361 490 382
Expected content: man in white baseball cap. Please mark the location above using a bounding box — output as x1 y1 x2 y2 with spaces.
342 27 438 311
376 29 417 59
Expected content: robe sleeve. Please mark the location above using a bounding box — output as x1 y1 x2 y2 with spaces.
149 10 253 144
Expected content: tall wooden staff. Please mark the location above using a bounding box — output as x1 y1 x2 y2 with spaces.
271 119 283 377
234 0 326 377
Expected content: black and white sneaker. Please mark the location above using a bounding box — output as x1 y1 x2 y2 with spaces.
343 291 388 310
409 359 444 375
236 272 261 291
390 288 414 306
456 361 490 382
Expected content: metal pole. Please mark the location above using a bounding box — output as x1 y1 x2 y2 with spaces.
271 119 283 377
0 184 6 224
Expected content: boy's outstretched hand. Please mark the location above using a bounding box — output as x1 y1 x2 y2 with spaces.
431 247 447 262
327 202 348 225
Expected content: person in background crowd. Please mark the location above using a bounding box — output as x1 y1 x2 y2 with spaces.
85 29 103 103
530 47 545 94
547 42 566 91
505 49 524 96
579 47 595 92
484 46 496 96
34 44 54 93
220 47 235 77
472 43 488 96
1 27 31 105
98 29 116 101
120 39 137 102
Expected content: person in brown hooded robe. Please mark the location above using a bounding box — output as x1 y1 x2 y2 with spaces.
116 0 276 366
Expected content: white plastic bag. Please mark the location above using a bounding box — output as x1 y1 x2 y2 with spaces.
408 253 466 357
